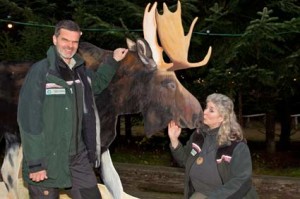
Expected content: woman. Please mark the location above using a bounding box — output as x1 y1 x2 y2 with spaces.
168 93 258 199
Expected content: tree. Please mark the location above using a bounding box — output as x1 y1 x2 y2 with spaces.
179 0 299 153
0 0 56 61
201 4 299 152
0 0 299 152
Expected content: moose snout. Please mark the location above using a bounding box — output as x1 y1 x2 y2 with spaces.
194 112 204 128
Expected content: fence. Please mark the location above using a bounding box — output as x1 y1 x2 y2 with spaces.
242 113 299 131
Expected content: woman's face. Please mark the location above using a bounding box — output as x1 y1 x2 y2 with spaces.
203 101 224 129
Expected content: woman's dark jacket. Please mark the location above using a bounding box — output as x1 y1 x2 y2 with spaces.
17 46 119 188
170 128 258 199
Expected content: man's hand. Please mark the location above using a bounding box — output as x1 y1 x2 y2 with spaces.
29 170 48 182
113 48 128 61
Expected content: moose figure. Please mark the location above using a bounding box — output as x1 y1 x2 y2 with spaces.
78 2 211 197
0 1 212 198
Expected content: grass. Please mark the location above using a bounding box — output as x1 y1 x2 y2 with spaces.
111 119 300 178
253 167 300 177
112 149 172 166
111 144 300 177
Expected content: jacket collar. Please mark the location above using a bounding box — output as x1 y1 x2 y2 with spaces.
204 126 219 137
46 45 84 71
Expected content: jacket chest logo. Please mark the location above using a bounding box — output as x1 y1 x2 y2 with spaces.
46 88 66 95
46 83 65 95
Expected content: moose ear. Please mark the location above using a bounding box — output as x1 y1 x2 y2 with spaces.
136 38 152 58
136 38 157 69
126 38 136 51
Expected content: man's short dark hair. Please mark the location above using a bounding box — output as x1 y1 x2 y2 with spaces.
54 20 81 37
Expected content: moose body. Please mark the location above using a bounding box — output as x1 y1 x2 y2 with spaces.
1 1 212 198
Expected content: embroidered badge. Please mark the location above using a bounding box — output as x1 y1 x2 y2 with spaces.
192 143 202 153
46 83 62 88
190 149 197 156
196 157 204 165
216 155 232 164
46 88 66 95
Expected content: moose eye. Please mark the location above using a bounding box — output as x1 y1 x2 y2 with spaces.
161 79 176 90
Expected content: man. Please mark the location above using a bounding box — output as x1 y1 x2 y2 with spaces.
17 20 128 199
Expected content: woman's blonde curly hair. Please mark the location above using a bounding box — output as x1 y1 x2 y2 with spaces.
206 93 244 146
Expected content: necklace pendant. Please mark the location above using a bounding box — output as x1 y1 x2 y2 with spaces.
196 156 204 165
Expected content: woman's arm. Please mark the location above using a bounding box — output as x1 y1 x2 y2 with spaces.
168 121 194 167
209 142 254 198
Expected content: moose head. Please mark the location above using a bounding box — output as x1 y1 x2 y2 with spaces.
78 3 212 197
78 1 212 150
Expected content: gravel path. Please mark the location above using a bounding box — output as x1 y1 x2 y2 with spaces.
115 163 300 199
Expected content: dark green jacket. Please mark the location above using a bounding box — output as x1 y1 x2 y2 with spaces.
18 45 118 187
170 128 258 199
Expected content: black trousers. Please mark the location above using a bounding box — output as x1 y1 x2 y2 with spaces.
28 150 101 199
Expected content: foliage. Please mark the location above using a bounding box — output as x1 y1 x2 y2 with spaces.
252 150 300 177
0 0 299 148
0 0 55 60
69 0 144 48
0 33 18 60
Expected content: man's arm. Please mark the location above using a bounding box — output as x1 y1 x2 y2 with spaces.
89 48 128 94
18 63 47 177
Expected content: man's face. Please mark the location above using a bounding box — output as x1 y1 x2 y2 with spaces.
53 28 81 64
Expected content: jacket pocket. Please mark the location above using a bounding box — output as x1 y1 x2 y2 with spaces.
45 150 58 180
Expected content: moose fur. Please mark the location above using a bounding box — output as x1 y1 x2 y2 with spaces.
0 62 32 131
79 39 203 150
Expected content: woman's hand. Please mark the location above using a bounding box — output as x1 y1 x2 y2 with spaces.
168 120 181 149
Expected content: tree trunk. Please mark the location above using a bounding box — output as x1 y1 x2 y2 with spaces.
279 98 291 150
265 111 276 153
125 115 132 141
116 115 121 137
237 91 244 125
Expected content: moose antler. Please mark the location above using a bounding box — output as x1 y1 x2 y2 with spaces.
143 2 173 70
143 1 212 71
